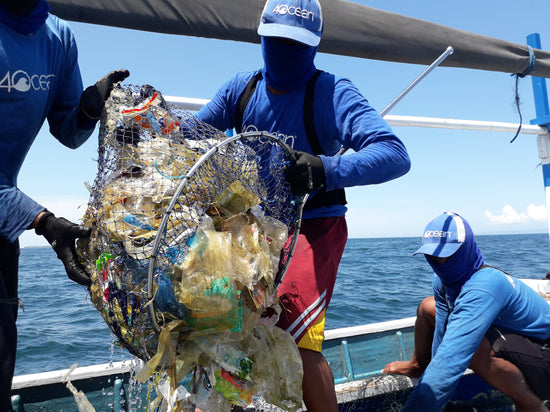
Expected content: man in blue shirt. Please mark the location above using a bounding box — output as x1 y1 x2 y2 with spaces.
197 0 410 410
384 212 550 411
0 0 128 409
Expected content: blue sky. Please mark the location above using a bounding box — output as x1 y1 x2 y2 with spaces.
18 0 550 247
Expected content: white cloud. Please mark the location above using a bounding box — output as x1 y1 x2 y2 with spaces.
485 204 547 224
526 203 548 222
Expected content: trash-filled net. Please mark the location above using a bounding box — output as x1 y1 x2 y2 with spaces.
77 84 304 411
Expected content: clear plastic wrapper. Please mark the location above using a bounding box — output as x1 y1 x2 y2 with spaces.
78 84 303 411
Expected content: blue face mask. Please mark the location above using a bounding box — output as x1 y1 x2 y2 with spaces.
261 37 317 92
0 0 49 35
425 220 484 303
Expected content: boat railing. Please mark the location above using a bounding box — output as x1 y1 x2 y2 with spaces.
164 95 550 137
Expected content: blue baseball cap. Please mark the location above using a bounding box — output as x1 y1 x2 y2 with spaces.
257 0 324 47
413 212 467 257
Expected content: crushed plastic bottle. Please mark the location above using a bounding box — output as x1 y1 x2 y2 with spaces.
79 84 304 411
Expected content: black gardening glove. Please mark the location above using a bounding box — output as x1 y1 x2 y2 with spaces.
283 150 326 196
78 69 130 126
35 212 92 287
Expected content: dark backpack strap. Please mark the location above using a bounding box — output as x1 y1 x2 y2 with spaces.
303 69 324 155
234 69 346 210
235 70 262 133
303 70 347 210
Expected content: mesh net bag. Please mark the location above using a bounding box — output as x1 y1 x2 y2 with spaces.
77 84 304 411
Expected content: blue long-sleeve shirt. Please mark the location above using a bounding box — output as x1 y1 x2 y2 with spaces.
0 14 93 243
197 70 410 219
403 268 550 411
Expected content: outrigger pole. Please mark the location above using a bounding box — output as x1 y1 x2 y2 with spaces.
380 46 454 117
527 33 550 240
335 46 454 156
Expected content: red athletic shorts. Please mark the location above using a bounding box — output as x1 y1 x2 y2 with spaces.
275 216 348 352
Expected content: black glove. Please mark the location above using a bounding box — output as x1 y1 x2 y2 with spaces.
79 69 130 123
35 212 92 287
283 150 326 196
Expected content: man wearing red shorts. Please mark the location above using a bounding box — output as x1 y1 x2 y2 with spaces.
197 0 410 409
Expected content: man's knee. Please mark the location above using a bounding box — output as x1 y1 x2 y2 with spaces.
417 296 436 320
469 337 494 372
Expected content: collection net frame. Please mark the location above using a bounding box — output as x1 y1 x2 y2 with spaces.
77 84 305 410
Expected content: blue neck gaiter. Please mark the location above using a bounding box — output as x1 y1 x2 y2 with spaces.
261 37 317 92
0 0 49 35
426 222 484 304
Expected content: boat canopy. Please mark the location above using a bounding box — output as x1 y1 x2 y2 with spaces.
49 0 550 78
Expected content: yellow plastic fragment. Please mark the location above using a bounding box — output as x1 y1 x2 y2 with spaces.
135 320 181 383
213 181 260 217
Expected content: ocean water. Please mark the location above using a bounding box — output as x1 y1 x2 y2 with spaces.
14 233 550 376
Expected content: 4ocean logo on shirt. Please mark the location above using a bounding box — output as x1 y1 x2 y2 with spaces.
244 124 296 148
0 70 56 93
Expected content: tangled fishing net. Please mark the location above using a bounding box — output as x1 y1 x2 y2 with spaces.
77 84 304 411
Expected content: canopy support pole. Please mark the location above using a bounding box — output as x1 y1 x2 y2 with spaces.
527 33 550 241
